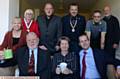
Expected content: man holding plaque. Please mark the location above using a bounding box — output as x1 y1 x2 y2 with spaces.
62 3 86 54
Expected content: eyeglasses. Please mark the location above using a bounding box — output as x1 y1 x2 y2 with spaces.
26 13 33 16
93 16 101 18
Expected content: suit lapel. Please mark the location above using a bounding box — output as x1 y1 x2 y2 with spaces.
23 48 29 74
41 16 47 29
47 16 56 29
37 48 43 74
93 50 102 76
67 15 71 26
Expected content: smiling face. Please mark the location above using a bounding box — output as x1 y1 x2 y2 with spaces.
26 32 39 50
12 18 21 31
79 35 90 50
60 40 69 52
44 3 54 17
69 5 78 17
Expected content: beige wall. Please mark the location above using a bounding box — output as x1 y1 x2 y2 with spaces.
20 0 90 20
0 0 19 44
92 0 120 59
92 0 120 21
20 0 34 17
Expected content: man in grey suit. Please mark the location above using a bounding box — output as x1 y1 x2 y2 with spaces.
37 2 62 55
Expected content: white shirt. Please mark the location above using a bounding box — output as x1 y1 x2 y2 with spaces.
29 48 38 73
79 47 101 79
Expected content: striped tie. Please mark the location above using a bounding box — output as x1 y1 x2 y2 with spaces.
28 50 35 76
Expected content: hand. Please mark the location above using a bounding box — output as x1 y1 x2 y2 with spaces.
56 66 61 74
55 46 60 51
0 51 4 60
116 67 120 78
39 45 48 50
62 68 73 75
113 44 118 49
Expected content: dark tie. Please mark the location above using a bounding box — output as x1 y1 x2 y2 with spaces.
28 50 35 76
82 52 87 79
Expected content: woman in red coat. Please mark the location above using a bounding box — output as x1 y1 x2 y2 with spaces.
0 17 27 76
21 9 40 37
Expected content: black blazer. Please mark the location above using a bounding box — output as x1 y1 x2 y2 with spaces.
15 46 51 79
79 49 112 79
62 14 86 42
103 15 120 53
91 49 111 79
37 15 62 55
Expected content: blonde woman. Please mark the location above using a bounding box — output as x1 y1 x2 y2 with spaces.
21 9 40 37
0 17 27 76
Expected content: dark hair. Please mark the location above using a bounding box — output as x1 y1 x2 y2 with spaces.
68 3 79 10
57 36 70 46
79 33 89 41
93 10 102 15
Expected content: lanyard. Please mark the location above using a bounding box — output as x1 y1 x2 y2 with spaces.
24 18 33 32
70 17 77 32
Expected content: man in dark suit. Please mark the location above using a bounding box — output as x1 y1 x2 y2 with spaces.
62 3 86 54
78 34 114 79
15 32 51 79
37 2 62 55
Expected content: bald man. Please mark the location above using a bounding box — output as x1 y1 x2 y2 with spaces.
103 6 120 59
15 32 51 79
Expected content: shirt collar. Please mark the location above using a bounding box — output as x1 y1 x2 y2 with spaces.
80 47 93 56
45 15 53 20
29 47 37 51
92 20 102 25
29 48 38 56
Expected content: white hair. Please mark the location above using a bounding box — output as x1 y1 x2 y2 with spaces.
24 9 34 18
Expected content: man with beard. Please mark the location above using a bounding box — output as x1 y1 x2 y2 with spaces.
103 6 120 59
62 3 86 54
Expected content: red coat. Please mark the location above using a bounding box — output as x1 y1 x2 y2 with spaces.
21 18 40 37
0 30 27 52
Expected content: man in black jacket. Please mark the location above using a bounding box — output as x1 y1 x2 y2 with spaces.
37 2 62 56
103 6 120 59
62 3 86 54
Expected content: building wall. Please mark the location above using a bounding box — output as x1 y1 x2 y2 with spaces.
92 0 120 21
92 0 120 59
0 0 19 44
0 0 9 44
19 0 91 20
